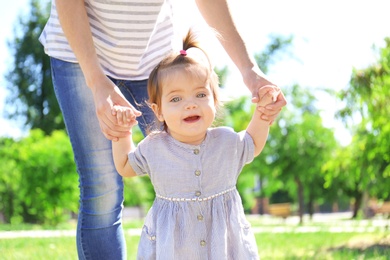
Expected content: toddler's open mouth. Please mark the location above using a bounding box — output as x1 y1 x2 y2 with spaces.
184 115 200 122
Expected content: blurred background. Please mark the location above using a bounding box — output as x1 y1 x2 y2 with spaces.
0 0 389 258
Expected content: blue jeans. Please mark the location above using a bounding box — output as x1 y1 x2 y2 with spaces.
50 57 155 259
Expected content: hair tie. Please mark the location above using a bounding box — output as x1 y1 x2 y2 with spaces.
180 50 187 56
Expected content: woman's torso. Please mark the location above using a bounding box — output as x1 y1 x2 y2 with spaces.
40 0 181 80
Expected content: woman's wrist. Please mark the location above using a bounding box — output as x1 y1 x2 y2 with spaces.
81 61 108 91
241 66 267 93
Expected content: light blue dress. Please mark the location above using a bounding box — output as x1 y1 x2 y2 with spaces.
129 127 259 260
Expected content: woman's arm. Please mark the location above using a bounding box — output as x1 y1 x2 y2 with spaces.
55 0 140 141
195 0 287 121
55 0 101 88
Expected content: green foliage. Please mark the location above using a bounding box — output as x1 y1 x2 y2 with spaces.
224 85 339 219
0 130 78 225
261 85 337 217
340 38 390 176
5 0 62 134
214 66 229 88
255 35 293 74
327 37 390 216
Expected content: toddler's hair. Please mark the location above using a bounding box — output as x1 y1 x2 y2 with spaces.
147 29 220 132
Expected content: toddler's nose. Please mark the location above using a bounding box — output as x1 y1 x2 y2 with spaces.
185 102 197 110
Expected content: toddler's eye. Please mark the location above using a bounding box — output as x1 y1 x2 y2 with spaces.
170 97 181 102
197 93 206 98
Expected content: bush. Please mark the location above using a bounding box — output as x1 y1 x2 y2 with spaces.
0 130 78 225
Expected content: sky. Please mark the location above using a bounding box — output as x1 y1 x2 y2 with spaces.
1 0 389 144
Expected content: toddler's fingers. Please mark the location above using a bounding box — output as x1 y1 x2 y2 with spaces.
257 90 273 107
112 105 142 126
125 109 133 123
116 108 125 125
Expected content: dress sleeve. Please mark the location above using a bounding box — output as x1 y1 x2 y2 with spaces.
237 130 255 166
128 138 151 177
211 127 255 178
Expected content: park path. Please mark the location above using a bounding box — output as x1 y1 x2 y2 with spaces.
1 213 389 239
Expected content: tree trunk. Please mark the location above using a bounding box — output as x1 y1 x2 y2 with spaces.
352 192 363 219
307 197 314 220
295 177 304 224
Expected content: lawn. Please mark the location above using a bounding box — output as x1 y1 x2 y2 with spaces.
1 215 389 259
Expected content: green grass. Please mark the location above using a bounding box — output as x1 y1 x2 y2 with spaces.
1 218 389 259
1 237 77 260
256 232 389 259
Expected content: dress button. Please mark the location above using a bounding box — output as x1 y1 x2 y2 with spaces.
150 235 156 241
197 214 203 221
193 149 200 155
195 170 201 176
195 191 201 197
200 240 206 247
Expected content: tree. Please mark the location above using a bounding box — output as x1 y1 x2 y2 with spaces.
323 127 377 218
324 37 390 218
230 84 339 222
344 38 390 200
4 0 62 134
262 85 337 223
223 84 338 223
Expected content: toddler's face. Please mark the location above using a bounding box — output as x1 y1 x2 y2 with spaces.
152 69 216 145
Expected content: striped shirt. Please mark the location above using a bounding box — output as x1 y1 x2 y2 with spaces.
39 0 181 80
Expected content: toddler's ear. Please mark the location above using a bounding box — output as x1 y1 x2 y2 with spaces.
151 103 164 122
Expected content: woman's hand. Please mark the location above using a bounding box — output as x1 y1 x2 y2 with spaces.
244 67 287 124
91 76 141 141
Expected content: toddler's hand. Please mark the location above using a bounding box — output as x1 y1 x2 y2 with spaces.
256 85 280 122
257 86 279 106
112 105 139 127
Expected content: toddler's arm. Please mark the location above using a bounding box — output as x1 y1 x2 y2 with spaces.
246 86 279 157
111 105 138 177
